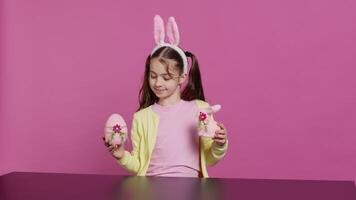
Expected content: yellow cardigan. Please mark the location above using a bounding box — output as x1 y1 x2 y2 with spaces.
116 99 228 178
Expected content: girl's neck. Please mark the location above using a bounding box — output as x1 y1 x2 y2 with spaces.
157 91 182 106
152 98 185 115
157 97 182 106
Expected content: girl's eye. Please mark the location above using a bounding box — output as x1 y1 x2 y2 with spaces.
163 75 172 81
150 73 172 81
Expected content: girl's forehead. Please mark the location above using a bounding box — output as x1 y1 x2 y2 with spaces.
150 58 179 74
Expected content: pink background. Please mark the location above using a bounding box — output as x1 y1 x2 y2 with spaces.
1 0 355 181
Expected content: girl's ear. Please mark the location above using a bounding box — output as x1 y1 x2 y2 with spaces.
178 73 188 85
166 16 180 46
154 15 165 45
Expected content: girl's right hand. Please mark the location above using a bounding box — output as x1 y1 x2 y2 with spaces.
102 136 125 160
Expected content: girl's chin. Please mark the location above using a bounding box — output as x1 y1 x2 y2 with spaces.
154 90 166 95
155 92 170 98
155 93 166 97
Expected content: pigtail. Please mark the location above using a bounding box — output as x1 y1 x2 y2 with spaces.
137 55 158 111
181 51 205 101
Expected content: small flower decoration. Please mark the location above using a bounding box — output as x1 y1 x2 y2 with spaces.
199 112 207 121
198 111 209 131
113 124 122 133
111 124 126 142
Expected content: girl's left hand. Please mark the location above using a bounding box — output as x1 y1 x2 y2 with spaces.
213 122 228 146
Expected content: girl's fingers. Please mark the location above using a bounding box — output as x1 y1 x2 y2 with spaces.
102 137 111 147
213 138 226 144
213 136 226 140
108 145 116 151
213 134 226 140
215 125 227 137
109 144 121 151
215 129 226 136
215 129 225 135
110 147 120 154
217 123 226 131
103 136 119 153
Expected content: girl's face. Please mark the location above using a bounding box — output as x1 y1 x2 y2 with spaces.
149 57 186 100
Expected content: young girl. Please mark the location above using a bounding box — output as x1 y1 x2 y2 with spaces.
102 15 228 178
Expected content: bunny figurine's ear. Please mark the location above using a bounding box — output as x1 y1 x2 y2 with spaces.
211 105 222 113
154 15 165 45
203 104 222 115
166 16 180 46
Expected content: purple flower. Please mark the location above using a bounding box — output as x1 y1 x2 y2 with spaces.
199 112 207 121
113 124 121 133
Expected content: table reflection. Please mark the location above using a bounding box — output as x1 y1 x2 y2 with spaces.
113 176 223 200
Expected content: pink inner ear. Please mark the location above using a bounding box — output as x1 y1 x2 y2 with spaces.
201 105 221 115
154 15 165 44
166 17 180 45
211 105 222 113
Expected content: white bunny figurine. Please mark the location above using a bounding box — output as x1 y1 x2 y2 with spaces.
104 114 128 147
197 105 222 138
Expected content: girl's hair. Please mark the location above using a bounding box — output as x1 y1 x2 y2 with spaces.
137 46 205 111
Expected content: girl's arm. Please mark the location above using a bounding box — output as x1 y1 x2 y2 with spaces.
116 113 141 174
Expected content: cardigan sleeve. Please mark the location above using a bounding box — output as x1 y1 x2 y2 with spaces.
116 113 141 174
204 137 229 166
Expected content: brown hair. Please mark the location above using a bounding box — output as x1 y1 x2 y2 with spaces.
137 46 205 111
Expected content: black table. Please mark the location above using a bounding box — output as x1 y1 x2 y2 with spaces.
0 172 355 200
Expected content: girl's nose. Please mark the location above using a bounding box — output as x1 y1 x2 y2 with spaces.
154 77 164 86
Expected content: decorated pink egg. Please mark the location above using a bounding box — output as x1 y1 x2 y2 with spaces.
104 114 128 146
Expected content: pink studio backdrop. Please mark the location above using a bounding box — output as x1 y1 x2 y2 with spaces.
1 0 355 181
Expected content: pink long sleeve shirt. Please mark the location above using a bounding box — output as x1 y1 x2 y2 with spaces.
146 99 200 177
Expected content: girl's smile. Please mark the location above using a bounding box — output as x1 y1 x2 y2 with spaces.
154 88 166 95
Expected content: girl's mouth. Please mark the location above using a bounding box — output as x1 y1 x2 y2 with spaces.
154 89 166 94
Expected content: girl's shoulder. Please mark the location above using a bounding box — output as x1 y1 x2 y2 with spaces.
133 106 153 119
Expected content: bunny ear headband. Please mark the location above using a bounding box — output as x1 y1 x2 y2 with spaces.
151 15 189 74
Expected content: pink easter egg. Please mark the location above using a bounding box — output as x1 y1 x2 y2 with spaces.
104 113 127 146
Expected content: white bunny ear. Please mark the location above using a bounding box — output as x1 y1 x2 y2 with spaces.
202 104 222 115
154 15 165 45
166 16 180 46
211 105 222 113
